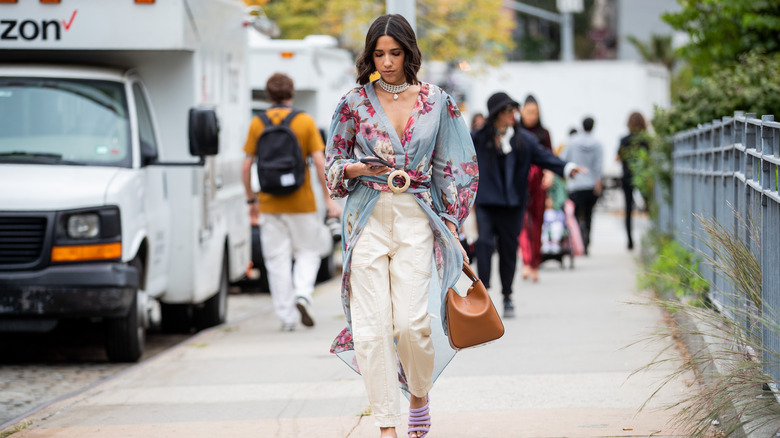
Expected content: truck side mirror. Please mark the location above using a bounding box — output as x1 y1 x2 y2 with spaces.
188 107 220 157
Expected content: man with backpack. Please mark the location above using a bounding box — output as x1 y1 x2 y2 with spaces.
241 73 341 331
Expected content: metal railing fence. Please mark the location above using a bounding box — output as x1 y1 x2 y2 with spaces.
665 111 780 382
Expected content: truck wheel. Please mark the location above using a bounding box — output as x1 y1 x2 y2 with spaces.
106 260 145 363
194 255 228 330
160 303 192 334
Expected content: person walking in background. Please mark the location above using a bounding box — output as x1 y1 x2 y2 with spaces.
557 127 577 156
470 112 485 133
325 15 477 438
241 73 341 332
617 111 649 250
563 117 603 255
518 95 553 283
473 92 585 318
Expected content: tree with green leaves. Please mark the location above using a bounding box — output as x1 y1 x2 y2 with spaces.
243 0 323 39
662 0 780 75
653 52 780 138
653 0 780 133
625 34 675 70
634 0 780 221
245 0 514 65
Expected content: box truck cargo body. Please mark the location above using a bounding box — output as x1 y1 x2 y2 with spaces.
247 32 355 131
0 0 250 361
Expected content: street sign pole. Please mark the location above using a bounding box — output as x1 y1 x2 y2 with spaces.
560 12 574 61
556 0 582 62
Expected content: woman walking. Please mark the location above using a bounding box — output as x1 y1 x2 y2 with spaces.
617 111 648 249
518 95 553 282
325 14 478 438
472 92 584 318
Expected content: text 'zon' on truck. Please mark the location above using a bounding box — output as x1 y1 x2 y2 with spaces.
0 0 251 362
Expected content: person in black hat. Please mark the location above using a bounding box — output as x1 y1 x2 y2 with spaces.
472 92 585 318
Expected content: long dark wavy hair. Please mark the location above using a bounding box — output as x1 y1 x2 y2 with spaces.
356 14 421 86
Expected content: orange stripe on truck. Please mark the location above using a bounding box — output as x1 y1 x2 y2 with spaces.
51 242 122 262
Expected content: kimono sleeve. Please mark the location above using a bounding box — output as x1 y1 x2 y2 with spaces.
324 94 359 199
431 93 479 228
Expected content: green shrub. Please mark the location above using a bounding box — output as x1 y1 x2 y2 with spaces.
639 231 709 307
654 52 780 138
642 51 780 225
633 213 780 437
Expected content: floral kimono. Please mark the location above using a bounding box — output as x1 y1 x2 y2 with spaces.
325 81 478 391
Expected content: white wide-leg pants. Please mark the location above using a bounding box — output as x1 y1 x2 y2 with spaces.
350 192 435 427
259 212 322 326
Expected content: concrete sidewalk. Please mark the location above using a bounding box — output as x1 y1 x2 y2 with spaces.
4 211 693 437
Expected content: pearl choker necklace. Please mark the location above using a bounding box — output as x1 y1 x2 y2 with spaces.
377 78 410 100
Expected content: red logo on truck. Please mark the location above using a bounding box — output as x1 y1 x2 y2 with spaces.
1 9 76 41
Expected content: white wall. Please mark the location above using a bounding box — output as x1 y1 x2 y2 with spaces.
462 60 670 178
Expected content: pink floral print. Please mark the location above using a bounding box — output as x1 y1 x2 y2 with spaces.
324 81 478 392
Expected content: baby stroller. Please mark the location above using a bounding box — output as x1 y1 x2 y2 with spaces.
540 199 584 269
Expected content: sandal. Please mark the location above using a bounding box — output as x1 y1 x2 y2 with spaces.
407 396 431 438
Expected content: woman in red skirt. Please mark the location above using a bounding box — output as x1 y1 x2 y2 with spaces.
519 95 553 282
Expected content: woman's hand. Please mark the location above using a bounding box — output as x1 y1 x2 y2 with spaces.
446 221 470 264
568 165 588 178
325 199 342 218
459 239 470 265
344 162 391 179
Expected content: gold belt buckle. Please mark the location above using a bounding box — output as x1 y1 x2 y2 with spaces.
387 169 411 193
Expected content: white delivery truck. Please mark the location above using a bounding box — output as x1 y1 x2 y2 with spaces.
0 0 251 362
244 31 355 290
247 31 355 129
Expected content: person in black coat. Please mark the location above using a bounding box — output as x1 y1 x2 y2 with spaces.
472 92 584 318
617 111 649 250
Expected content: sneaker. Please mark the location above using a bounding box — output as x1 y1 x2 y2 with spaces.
281 323 295 332
503 297 515 319
296 296 315 327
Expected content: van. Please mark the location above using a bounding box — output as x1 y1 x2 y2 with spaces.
0 0 251 362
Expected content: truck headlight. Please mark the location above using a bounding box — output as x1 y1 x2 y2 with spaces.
52 207 122 263
67 213 100 239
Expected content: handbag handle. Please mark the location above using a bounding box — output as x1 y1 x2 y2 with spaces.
461 263 479 283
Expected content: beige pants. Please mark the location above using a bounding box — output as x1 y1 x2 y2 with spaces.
350 191 435 428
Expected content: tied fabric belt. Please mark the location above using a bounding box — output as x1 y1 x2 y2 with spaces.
360 169 431 194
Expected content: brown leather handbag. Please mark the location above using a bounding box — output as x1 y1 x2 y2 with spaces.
445 263 505 350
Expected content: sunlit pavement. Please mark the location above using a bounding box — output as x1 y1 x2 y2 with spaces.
3 204 694 437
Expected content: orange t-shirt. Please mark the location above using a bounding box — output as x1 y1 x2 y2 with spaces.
243 107 324 214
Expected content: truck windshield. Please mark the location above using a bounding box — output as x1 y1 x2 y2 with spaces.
0 78 131 168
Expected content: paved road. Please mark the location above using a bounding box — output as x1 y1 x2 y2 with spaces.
1 208 696 437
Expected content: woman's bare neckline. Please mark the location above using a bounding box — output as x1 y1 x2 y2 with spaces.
373 82 422 141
